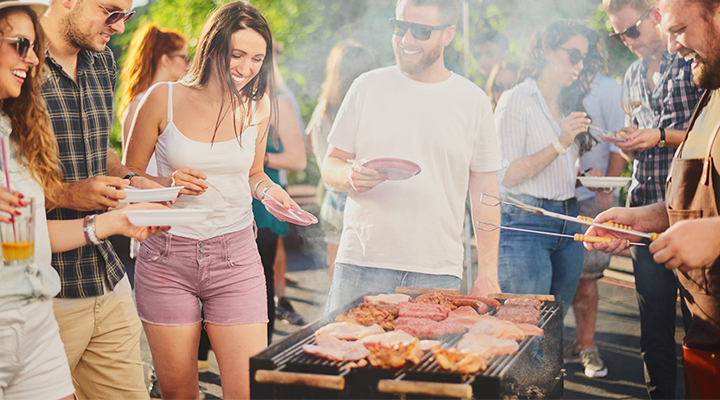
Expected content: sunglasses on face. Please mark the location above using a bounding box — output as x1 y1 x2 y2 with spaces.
1 37 33 59
93 0 135 26
610 8 653 43
168 53 191 63
389 18 450 41
557 47 585 65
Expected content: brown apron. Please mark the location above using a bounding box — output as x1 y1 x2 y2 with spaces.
665 90 720 399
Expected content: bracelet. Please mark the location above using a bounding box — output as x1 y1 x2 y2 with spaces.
253 178 269 198
82 215 92 246
552 137 568 155
261 182 279 199
83 214 102 245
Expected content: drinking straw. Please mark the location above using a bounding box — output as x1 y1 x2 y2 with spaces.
0 136 17 242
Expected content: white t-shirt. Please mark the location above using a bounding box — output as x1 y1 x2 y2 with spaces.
327 66 501 278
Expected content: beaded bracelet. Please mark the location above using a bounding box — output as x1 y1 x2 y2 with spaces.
84 214 102 245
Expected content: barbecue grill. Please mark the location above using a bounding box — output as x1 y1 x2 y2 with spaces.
250 293 564 399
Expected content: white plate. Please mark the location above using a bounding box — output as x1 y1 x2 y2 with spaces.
577 176 632 188
123 208 212 226
122 186 183 203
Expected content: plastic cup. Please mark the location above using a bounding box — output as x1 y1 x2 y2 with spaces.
0 197 34 266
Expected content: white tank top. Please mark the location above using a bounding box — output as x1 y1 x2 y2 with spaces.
155 82 259 239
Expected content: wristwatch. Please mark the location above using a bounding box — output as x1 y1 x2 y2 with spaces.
123 172 139 182
656 127 666 148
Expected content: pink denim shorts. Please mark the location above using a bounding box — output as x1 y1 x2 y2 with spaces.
134 226 268 326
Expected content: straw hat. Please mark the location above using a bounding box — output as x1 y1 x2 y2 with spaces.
0 0 48 18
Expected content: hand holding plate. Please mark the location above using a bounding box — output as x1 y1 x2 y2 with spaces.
99 202 171 241
348 159 387 192
172 166 208 196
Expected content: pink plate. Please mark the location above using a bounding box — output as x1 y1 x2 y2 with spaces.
262 197 318 226
599 134 628 144
362 158 421 180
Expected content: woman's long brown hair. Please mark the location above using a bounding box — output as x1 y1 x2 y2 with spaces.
1 7 62 205
118 23 187 119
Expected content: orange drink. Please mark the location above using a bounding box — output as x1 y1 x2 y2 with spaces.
1 198 35 266
2 241 34 261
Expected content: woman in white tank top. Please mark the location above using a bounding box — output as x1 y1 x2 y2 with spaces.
123 3 297 399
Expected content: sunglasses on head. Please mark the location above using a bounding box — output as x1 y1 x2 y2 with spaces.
1 37 33 59
93 0 135 26
610 8 653 43
557 47 585 65
389 18 450 41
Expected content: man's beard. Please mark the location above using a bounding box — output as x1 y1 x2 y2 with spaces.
393 40 442 76
61 7 103 53
693 23 720 89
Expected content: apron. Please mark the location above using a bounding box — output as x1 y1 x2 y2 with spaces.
665 90 720 399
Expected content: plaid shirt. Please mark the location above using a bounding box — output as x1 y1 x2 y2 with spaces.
41 47 124 298
623 50 703 207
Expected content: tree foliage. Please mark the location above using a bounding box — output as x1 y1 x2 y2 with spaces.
110 0 640 185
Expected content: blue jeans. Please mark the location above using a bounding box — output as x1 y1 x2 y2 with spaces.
324 263 460 315
498 194 583 316
632 244 691 399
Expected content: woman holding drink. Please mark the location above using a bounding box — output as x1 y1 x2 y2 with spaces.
124 2 296 398
494 20 603 311
0 1 166 398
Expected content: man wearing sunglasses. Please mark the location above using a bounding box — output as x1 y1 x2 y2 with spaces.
37 0 156 399
603 0 702 398
321 0 501 313
471 30 510 84
587 0 720 396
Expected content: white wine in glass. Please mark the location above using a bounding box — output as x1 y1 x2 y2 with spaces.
621 84 643 118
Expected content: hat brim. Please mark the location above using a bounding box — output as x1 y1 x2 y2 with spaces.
0 1 49 18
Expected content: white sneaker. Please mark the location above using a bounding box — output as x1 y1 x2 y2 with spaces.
581 346 608 378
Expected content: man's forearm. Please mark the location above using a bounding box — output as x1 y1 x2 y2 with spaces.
321 156 353 192
106 148 132 178
469 171 500 284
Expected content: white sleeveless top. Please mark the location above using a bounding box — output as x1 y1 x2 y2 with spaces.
155 83 259 239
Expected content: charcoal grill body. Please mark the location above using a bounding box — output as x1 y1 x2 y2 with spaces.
250 294 563 399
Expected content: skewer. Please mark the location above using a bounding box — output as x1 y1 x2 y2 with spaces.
476 221 647 247
480 193 659 241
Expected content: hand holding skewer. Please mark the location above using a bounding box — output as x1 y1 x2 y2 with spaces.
583 206 662 254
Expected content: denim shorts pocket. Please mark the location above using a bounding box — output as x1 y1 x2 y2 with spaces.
136 237 167 263
226 235 261 269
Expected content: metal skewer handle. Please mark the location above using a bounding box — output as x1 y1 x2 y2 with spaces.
476 221 647 247
480 193 659 241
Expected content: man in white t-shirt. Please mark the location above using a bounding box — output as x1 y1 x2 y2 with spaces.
321 0 502 312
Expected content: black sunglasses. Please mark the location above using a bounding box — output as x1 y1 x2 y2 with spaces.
610 8 653 43
1 37 33 59
94 0 135 26
557 47 585 65
389 18 450 41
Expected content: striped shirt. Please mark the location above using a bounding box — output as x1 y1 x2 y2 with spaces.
41 47 124 299
495 78 579 200
623 50 702 207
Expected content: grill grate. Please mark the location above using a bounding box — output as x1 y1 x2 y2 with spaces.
267 302 561 380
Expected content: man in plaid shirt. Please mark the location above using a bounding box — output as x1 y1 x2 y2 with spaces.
40 0 161 398
604 0 702 397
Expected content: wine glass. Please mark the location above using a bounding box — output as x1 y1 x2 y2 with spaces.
620 84 643 118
